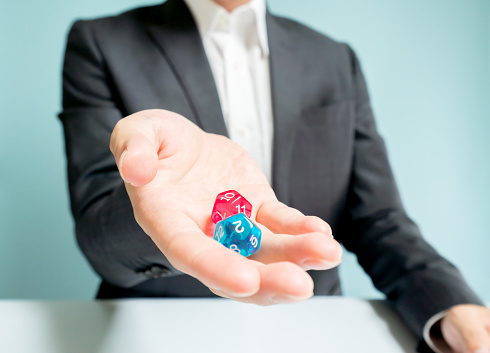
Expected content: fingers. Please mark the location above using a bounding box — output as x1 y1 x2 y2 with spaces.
210 261 314 306
257 200 333 236
138 207 318 304
252 232 342 270
140 209 261 297
441 304 490 353
254 200 342 269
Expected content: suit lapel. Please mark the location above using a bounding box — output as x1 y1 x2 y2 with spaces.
267 13 302 205
146 0 228 136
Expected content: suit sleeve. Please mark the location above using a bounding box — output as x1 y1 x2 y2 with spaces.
59 20 179 288
336 45 483 337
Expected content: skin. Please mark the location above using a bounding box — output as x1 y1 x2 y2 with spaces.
213 0 250 12
110 0 490 349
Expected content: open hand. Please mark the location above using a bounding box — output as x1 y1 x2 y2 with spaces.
110 109 342 305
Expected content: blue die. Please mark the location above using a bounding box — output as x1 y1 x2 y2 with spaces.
213 213 261 257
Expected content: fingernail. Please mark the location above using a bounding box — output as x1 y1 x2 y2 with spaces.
118 150 129 184
271 293 312 304
302 259 340 270
227 290 259 298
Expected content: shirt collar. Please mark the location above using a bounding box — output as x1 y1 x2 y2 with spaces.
184 0 269 56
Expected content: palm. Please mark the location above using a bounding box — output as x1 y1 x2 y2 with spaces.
138 130 274 237
111 110 342 304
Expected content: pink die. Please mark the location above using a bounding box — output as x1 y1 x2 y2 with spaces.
211 190 252 224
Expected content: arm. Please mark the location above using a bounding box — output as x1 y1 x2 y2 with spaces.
60 20 177 287
336 46 489 350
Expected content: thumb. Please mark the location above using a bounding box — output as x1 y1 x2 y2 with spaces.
110 112 159 187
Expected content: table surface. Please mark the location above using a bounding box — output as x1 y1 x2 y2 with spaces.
0 297 418 353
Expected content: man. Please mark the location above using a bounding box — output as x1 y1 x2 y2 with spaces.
59 0 490 351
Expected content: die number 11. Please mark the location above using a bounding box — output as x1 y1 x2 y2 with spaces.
236 205 246 214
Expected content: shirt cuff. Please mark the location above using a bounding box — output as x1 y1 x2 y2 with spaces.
423 309 453 353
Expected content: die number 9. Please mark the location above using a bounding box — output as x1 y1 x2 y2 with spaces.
250 235 258 248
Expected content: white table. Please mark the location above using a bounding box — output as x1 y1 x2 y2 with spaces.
0 297 417 353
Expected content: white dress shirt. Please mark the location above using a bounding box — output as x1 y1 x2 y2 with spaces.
184 0 273 183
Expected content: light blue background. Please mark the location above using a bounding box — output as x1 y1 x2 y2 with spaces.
1 0 489 301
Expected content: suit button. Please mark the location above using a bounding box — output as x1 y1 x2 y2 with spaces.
216 17 229 30
239 126 250 138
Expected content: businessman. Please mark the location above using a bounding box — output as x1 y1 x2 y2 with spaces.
60 0 490 351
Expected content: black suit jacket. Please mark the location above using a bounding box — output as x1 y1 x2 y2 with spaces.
59 0 482 338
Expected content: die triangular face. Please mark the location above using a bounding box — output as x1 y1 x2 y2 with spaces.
211 190 252 224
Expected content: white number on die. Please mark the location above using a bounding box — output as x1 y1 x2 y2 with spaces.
236 204 246 214
232 220 244 233
220 192 235 201
230 244 240 253
250 235 258 248
215 225 224 241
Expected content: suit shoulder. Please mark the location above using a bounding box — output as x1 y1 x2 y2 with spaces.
270 15 348 53
67 4 161 36
269 14 358 78
63 3 165 63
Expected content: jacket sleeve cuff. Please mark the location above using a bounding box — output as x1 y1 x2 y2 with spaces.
423 310 452 353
